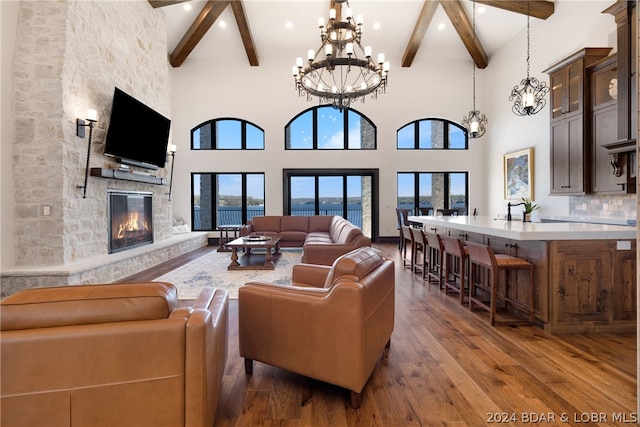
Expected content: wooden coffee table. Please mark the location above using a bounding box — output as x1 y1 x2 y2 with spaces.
225 235 282 270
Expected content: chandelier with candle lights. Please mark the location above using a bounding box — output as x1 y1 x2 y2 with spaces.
293 0 389 111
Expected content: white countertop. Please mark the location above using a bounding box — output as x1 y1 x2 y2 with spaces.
407 215 636 241
539 215 636 226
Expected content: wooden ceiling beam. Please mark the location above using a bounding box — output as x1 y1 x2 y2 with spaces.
148 0 189 8
440 0 488 69
401 0 439 68
169 1 230 68
230 1 259 66
475 1 555 20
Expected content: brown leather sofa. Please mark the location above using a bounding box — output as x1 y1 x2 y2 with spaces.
241 215 371 265
238 247 395 408
0 282 228 427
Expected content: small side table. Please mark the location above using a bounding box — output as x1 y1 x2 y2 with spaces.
217 225 242 252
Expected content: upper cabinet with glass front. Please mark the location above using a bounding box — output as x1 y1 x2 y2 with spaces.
545 48 613 195
547 48 613 122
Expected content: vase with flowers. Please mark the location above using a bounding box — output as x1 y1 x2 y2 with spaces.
521 198 539 222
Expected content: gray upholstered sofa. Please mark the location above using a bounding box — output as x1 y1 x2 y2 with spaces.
240 215 371 265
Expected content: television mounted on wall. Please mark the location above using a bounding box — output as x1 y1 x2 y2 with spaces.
103 87 171 170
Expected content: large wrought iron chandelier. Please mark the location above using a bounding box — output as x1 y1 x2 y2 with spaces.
508 2 549 116
293 0 389 111
461 0 487 138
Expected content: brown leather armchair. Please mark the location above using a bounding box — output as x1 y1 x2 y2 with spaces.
238 247 395 408
0 282 229 427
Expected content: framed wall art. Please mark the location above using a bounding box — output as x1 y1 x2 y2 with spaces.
503 147 534 200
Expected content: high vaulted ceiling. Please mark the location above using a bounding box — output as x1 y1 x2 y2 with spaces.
152 0 554 70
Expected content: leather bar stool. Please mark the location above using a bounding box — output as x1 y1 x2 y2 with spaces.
424 231 444 288
410 226 427 278
465 241 534 326
440 235 468 304
396 208 412 251
400 225 414 269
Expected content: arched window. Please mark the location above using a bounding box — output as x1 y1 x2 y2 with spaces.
285 105 376 149
397 118 467 150
191 118 264 150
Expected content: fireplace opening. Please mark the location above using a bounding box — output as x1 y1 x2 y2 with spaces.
108 190 153 254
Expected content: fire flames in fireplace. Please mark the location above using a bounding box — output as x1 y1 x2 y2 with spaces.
116 211 149 240
108 191 153 253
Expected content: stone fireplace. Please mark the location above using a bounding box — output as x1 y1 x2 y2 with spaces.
108 190 153 254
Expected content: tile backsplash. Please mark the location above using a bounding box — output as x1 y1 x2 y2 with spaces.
570 194 637 218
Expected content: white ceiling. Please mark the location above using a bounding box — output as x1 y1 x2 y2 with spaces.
161 0 533 67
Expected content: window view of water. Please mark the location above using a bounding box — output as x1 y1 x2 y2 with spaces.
194 202 364 230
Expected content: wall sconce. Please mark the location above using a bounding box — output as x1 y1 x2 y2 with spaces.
166 144 177 201
77 109 98 198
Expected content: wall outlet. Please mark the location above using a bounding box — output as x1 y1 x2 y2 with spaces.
617 240 631 250
42 205 51 216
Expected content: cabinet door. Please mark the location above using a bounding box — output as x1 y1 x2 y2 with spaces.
566 59 584 115
550 70 565 120
566 115 585 193
551 121 570 192
592 104 626 193
612 243 637 321
553 245 610 323
550 116 585 194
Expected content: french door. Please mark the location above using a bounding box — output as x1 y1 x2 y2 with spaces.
283 169 378 239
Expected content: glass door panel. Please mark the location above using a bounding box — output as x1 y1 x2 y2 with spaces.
290 176 316 215
319 176 344 216
217 174 242 226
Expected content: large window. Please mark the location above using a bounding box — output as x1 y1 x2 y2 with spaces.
283 169 378 238
192 118 264 150
285 106 376 149
397 118 467 150
397 172 468 215
192 173 265 231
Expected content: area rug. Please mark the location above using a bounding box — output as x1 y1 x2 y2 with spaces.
153 248 303 299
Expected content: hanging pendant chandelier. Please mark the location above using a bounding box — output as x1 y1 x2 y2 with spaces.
509 2 549 116
293 0 389 111
461 1 487 138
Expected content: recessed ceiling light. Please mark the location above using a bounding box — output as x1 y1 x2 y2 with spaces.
437 22 446 31
219 21 227 29
373 22 381 30
183 3 192 12
285 22 293 29
477 6 486 13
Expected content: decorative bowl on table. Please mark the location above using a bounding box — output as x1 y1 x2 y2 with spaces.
243 235 271 241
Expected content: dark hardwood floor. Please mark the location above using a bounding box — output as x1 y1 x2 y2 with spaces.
122 243 637 426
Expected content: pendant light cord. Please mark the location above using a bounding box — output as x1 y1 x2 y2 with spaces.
472 0 477 110
526 1 531 79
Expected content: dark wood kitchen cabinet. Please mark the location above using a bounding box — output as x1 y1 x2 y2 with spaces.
550 239 636 334
545 48 612 195
589 55 630 193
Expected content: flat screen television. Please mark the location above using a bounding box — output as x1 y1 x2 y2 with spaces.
103 87 171 170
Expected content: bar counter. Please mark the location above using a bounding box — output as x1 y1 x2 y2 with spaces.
407 215 637 334
407 215 636 240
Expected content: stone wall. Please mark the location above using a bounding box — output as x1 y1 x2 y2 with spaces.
12 1 173 266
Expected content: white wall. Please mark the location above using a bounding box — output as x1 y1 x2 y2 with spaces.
169 1 617 237
170 57 487 238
